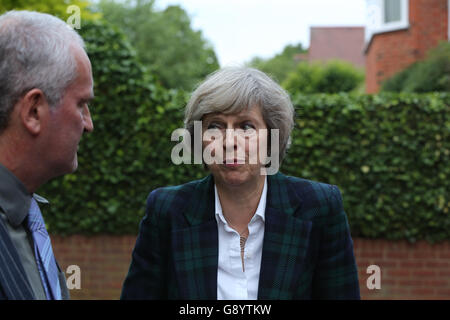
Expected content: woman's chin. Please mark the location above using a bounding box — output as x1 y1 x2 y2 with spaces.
223 177 247 187
217 168 254 187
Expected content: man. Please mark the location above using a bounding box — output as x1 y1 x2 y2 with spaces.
0 11 94 300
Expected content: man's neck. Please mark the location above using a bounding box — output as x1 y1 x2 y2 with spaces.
0 141 40 194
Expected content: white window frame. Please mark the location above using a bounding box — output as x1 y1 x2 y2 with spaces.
365 0 409 44
378 0 409 33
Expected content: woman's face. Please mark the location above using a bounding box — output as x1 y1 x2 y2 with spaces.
202 106 268 187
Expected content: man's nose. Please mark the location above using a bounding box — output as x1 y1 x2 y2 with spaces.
83 106 94 133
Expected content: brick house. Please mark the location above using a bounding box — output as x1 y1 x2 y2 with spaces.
365 0 449 93
306 27 366 69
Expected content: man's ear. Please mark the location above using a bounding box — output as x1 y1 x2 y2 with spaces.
19 88 49 136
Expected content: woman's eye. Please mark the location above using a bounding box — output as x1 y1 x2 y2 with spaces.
242 123 255 130
207 123 221 129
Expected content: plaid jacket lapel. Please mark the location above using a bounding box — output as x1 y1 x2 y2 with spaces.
258 173 313 299
171 175 218 299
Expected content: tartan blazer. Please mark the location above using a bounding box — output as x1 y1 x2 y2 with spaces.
121 172 360 300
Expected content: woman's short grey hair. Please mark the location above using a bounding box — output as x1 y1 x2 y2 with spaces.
0 10 85 132
184 67 295 163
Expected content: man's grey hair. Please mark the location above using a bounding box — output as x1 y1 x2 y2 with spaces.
184 67 295 163
0 10 85 132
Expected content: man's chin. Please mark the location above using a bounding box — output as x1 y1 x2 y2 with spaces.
59 158 79 176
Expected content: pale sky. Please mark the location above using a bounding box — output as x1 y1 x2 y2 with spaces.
156 0 367 66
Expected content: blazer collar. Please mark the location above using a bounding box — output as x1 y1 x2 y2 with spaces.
182 174 216 226
0 162 31 227
174 172 311 300
0 162 49 227
266 172 303 215
181 172 303 225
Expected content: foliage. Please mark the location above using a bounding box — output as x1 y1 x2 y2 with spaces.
282 60 364 94
282 92 450 243
381 42 450 93
247 43 306 83
97 0 219 90
0 0 101 21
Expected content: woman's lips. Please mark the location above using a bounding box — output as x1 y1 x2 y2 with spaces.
223 159 245 167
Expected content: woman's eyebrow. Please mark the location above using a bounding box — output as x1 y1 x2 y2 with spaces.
203 115 225 123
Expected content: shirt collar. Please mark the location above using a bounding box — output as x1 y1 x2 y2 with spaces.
214 176 267 225
0 162 49 227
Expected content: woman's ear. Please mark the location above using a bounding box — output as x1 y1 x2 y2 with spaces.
19 88 49 136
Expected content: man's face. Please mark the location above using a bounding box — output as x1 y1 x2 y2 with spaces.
42 46 94 177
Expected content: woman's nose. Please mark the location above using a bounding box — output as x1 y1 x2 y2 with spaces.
223 128 237 151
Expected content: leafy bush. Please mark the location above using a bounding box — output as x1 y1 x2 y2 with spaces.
283 93 449 243
247 43 307 84
97 0 219 90
282 60 364 94
381 42 450 92
0 0 101 22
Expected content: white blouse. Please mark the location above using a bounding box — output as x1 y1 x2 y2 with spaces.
214 177 267 300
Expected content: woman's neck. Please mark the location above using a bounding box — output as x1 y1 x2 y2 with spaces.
215 175 266 232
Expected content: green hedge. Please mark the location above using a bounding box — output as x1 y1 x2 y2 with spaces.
39 21 450 242
282 60 364 94
283 93 449 243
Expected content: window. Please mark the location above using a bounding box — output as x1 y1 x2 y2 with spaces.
365 0 409 43
384 0 401 23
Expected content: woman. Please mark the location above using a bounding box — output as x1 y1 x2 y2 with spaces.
121 67 360 300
